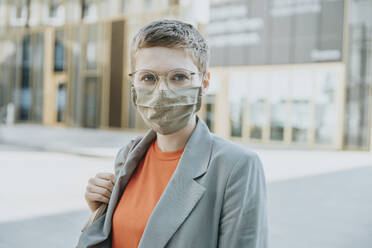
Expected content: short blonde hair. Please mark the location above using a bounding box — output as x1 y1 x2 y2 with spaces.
130 19 210 74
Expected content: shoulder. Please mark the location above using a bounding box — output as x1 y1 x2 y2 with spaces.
209 134 265 181
210 133 261 165
209 135 267 200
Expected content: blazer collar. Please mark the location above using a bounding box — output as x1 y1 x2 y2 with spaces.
89 115 214 247
122 114 213 179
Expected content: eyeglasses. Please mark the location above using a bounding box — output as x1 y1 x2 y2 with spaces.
128 68 203 91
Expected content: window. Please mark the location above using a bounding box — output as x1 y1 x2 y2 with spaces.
85 25 98 70
48 0 65 26
247 71 267 140
10 3 27 27
71 26 82 126
291 70 312 143
269 70 289 141
16 5 23 18
84 77 101 128
54 30 65 72
82 0 98 22
121 0 127 13
20 35 31 121
86 41 96 70
229 71 249 137
144 0 152 9
205 95 215 132
31 33 44 123
56 83 67 122
314 69 337 145
50 2 58 18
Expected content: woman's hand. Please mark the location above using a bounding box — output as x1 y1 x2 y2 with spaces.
84 172 116 212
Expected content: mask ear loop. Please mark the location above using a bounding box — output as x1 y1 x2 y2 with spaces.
128 75 140 107
201 72 207 96
130 84 138 107
196 81 203 112
194 72 206 111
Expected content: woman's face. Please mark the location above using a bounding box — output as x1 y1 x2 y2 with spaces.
134 47 209 92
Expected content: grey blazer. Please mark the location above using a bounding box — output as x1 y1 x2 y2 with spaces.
77 115 268 248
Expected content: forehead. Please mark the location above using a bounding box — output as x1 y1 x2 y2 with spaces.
134 47 198 72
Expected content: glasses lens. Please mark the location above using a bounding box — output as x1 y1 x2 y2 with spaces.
167 70 193 90
133 70 157 90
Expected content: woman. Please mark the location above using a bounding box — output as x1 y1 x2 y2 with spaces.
77 19 268 248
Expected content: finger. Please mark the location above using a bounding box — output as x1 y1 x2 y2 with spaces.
85 192 109 204
89 177 114 192
96 172 116 184
86 184 112 199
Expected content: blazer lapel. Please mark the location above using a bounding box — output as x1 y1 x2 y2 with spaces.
101 128 157 238
138 115 213 248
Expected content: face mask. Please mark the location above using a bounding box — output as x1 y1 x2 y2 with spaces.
131 86 202 135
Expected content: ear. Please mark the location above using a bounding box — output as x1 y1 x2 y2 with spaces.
202 71 210 96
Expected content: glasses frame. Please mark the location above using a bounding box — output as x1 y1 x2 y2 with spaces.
128 68 204 93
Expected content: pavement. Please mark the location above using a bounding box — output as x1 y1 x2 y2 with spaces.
268 166 372 248
0 143 111 247
1 123 372 182
0 123 372 247
0 123 142 158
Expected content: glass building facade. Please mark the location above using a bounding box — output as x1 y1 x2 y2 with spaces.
215 64 344 149
202 0 371 150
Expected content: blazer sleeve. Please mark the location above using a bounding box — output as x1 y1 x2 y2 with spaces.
218 153 269 248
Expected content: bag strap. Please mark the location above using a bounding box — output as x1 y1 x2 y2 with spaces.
80 136 143 233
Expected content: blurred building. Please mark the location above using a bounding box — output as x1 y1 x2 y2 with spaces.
0 0 371 151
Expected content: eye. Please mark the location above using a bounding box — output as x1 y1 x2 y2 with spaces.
172 73 189 81
140 74 156 82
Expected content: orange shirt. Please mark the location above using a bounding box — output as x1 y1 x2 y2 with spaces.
112 139 184 248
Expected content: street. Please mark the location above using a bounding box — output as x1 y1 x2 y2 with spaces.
0 143 371 248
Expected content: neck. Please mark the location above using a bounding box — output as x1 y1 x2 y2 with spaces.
156 115 197 152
